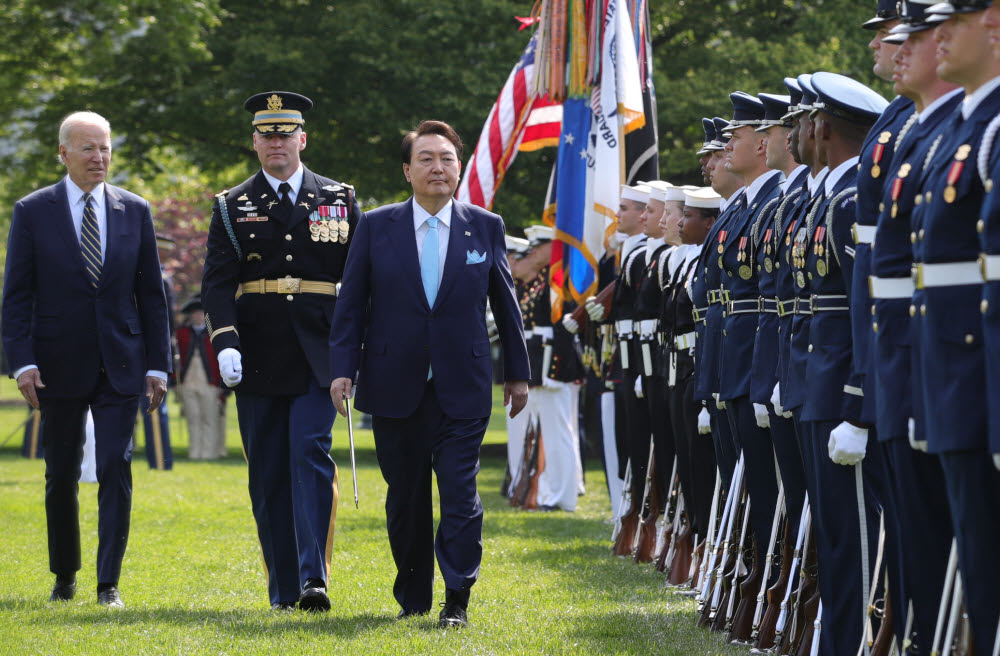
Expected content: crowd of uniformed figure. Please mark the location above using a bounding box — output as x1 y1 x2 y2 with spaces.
505 1 1000 654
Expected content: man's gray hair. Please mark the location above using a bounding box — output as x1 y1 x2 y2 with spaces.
59 111 111 147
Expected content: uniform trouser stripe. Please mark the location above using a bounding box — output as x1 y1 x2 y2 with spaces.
325 466 339 580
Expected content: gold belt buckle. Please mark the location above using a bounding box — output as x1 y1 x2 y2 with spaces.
980 253 988 281
912 264 923 290
277 278 302 294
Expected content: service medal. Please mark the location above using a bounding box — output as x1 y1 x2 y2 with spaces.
816 259 827 277
764 258 773 273
871 164 881 179
320 222 331 242
944 186 957 204
338 220 350 244
718 256 724 269
796 271 806 288
739 265 752 280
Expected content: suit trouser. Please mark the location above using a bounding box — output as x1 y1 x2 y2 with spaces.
710 404 738 494
39 371 139 585
535 382 582 511
372 381 488 612
726 396 778 571
879 437 952 654
768 409 806 544
806 419 885 656
939 450 1000 653
236 383 337 606
141 392 172 470
669 375 716 539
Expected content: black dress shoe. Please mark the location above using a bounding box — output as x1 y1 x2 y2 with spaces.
97 587 124 608
271 601 296 611
298 578 330 612
437 589 469 628
50 577 76 602
396 608 429 619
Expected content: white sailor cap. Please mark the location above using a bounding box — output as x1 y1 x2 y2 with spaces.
621 183 652 203
810 72 889 125
524 225 554 246
505 234 530 255
683 187 723 210
646 180 673 201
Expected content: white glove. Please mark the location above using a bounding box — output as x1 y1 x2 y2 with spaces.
713 392 726 411
698 407 712 435
908 417 928 452
828 421 869 466
607 231 627 251
771 382 793 418
218 348 243 388
586 297 606 321
754 403 771 429
542 375 560 389
994 454 1000 471
634 376 644 399
562 314 580 334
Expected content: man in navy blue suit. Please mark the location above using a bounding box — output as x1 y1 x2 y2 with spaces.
329 120 530 628
1 111 171 608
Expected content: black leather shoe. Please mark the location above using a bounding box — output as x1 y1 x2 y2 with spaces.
397 608 429 619
298 578 330 612
437 589 469 628
271 601 296 611
97 587 124 608
50 577 76 602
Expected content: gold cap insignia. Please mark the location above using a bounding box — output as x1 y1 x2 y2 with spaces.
267 94 283 111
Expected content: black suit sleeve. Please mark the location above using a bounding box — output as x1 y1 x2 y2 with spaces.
1 199 37 373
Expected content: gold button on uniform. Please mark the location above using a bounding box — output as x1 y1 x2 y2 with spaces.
910 232 917 244
910 305 916 317
920 304 926 316
286 254 293 261
808 344 814 352
872 322 878 333
978 219 985 233
250 233 256 239
965 334 974 345
982 299 990 314
285 234 292 241
871 306 876 316
915 194 922 205
918 229 924 240
286 295 294 301
926 191 932 203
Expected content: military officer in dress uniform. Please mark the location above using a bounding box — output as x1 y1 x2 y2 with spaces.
869 4 963 649
201 91 359 611
910 1 1000 648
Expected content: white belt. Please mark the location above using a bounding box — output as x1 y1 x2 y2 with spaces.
913 261 982 289
615 319 634 337
981 254 1000 281
534 326 554 340
674 331 696 350
852 223 877 245
638 319 658 337
523 328 535 338
869 276 915 299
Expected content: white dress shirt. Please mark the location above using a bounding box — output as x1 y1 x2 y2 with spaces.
413 198 453 285
262 165 304 204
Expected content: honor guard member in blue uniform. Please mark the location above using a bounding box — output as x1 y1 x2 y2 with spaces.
664 187 721 546
870 5 963 650
692 120 744 491
717 91 783 571
751 91 810 542
910 1 1000 649
802 73 889 656
201 91 359 611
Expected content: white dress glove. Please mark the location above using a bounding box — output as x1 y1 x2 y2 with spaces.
698 407 712 435
218 348 243 388
586 297 606 321
713 392 726 411
562 314 580 334
753 403 771 429
634 376 644 399
994 454 1000 471
828 421 869 466
907 417 928 452
771 382 793 418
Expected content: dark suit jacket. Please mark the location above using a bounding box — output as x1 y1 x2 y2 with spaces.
2 178 171 397
329 198 530 420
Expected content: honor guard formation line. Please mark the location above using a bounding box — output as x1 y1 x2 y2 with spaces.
5 1 1000 650
531 0 1000 653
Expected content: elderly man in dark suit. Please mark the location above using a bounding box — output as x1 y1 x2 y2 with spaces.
1 111 171 608
329 120 529 628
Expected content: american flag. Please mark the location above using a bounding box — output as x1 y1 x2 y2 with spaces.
457 34 559 209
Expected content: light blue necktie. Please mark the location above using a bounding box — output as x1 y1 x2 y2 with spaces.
421 216 440 306
421 216 439 380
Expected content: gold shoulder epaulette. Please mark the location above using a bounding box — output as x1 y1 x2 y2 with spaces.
215 189 229 199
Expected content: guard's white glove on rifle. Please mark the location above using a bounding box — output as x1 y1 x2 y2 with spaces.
753 403 771 429
828 421 868 466
698 407 712 435
218 348 243 387
908 417 928 452
771 382 792 418
994 454 1000 472
713 392 726 411
586 297 606 321
634 376 644 399
562 314 580 334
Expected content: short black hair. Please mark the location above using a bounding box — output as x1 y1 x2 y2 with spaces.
401 120 464 164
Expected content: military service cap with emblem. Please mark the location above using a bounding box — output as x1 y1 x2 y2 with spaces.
244 91 313 134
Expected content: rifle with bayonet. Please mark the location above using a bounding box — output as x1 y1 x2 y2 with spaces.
633 439 660 563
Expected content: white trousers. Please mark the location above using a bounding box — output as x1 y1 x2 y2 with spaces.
601 391 625 516
179 382 226 459
534 381 582 511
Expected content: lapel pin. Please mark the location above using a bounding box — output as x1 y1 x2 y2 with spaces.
299 201 311 209
307 193 315 198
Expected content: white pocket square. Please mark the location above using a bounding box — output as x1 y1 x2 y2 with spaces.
466 250 487 264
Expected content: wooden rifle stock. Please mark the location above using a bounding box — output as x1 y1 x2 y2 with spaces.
668 514 694 586
654 457 680 572
728 535 762 644
714 494 751 634
870 590 894 656
794 586 821 656
754 518 794 650
512 416 543 509
570 281 617 332
633 442 660 563
782 537 819 656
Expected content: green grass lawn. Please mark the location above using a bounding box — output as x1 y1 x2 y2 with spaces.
0 380 745 655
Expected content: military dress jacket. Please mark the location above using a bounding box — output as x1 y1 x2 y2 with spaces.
201 168 359 396
773 172 810 399
978 99 1000 456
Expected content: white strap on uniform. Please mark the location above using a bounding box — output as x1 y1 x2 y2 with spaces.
534 326 554 340
638 319 658 337
852 223 876 245
615 319 634 336
914 261 982 289
868 276 915 299
981 254 1000 281
674 331 696 351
